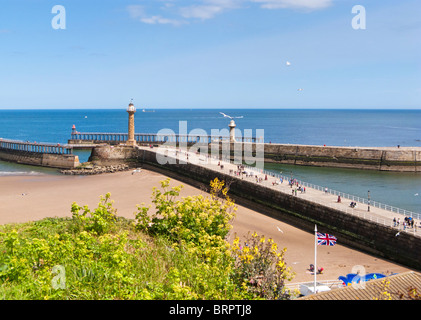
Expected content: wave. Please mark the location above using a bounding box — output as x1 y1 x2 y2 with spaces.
0 171 43 176
383 126 421 131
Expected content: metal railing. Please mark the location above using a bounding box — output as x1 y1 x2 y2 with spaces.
285 280 344 292
226 164 421 237
0 138 73 155
207 153 421 234
70 132 263 144
143 145 421 237
235 164 421 237
239 164 421 221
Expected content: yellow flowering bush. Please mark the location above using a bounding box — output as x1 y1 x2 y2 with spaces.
135 178 236 248
70 193 117 235
231 232 295 300
135 178 294 300
0 178 293 300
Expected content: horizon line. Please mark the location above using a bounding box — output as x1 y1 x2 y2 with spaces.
0 107 420 111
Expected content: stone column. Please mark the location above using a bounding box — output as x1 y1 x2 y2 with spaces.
126 101 136 146
229 119 236 142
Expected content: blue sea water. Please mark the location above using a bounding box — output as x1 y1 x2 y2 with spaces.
1 109 420 147
0 109 420 213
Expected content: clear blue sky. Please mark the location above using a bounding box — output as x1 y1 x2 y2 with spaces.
0 0 420 109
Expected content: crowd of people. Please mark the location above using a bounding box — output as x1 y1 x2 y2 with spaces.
349 201 357 208
393 216 420 231
216 156 420 236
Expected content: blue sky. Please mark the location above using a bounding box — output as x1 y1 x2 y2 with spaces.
0 0 420 109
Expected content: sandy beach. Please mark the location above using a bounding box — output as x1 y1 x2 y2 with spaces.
0 169 413 284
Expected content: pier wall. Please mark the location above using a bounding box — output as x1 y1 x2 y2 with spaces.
89 145 421 270
77 136 421 172
261 143 421 172
0 148 80 169
69 139 121 146
88 145 137 165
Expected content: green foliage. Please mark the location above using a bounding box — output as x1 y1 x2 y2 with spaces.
231 233 295 300
134 178 241 299
70 192 117 235
0 178 294 300
135 178 236 248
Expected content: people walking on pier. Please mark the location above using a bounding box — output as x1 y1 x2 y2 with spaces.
403 216 414 229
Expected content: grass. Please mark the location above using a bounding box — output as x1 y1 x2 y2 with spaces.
0 216 213 300
0 215 244 300
0 179 294 300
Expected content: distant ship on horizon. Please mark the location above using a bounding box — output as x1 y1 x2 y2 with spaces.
142 109 155 113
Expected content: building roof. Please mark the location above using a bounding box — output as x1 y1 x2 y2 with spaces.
298 271 421 300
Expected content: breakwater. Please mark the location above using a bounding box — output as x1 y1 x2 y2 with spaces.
88 144 421 271
69 130 421 171
0 139 80 169
214 142 421 172
262 143 421 172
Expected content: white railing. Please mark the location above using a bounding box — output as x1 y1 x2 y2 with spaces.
285 280 344 292
0 138 73 155
148 146 421 238
239 164 421 221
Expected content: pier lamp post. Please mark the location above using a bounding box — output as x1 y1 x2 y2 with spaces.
229 119 236 142
126 99 136 147
368 190 370 212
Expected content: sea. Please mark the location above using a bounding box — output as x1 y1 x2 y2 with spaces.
0 108 420 213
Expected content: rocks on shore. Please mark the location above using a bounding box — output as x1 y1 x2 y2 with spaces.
61 163 130 175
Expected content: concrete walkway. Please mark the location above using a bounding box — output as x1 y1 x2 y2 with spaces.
142 145 421 238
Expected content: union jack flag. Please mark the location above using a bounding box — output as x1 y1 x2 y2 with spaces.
317 232 337 246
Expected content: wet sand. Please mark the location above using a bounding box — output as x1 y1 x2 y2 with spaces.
0 169 413 283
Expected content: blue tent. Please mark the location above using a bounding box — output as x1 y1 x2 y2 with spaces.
339 273 387 286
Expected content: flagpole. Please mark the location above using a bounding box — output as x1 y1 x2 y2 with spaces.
314 224 317 294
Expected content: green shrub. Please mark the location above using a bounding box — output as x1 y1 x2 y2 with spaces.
70 193 117 235
0 178 293 300
135 178 236 248
231 232 295 300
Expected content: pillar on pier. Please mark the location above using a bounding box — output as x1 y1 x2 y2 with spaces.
126 100 137 146
72 125 77 135
229 119 236 142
